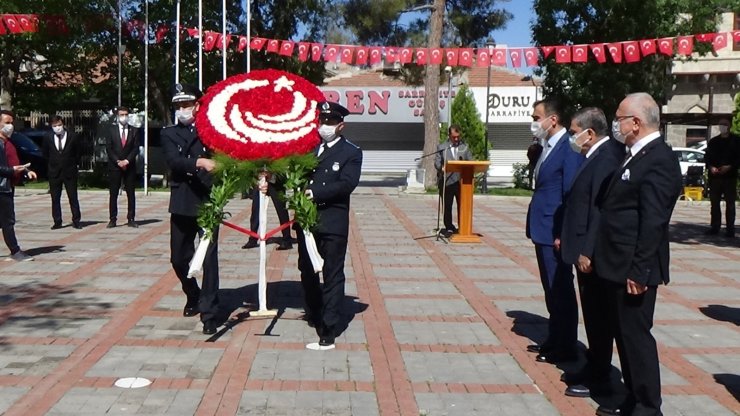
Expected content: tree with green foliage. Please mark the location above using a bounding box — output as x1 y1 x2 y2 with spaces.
531 0 734 118
448 84 486 161
732 92 740 135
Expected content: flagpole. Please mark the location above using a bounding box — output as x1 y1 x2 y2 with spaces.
246 0 250 73
117 0 122 107
198 0 203 90
222 0 227 79
174 0 180 83
144 0 150 195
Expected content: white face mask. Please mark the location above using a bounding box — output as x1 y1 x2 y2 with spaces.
611 119 626 144
176 107 195 125
318 124 338 143
530 119 550 140
718 125 729 135
0 123 13 138
118 115 129 125
52 125 64 135
569 130 588 153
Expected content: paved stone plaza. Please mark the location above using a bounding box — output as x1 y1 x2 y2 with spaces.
0 186 738 415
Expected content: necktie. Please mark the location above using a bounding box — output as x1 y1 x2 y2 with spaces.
56 135 63 152
451 146 457 160
622 149 632 167
121 128 127 146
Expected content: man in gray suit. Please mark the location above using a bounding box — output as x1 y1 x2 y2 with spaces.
434 125 473 237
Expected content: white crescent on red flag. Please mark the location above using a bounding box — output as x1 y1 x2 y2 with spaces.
355 47 369 65
385 47 399 63
676 36 693 55
571 45 587 63
541 46 555 59
712 33 728 52
310 43 323 62
250 37 266 50
203 32 219 51
694 33 715 43
509 48 523 67
296 43 310 61
555 46 571 63
607 43 623 63
186 28 200 38
622 41 640 63
476 49 490 67
399 47 413 64
657 37 674 55
3 15 23 34
639 39 656 56
733 31 740 44
458 48 473 67
524 48 539 66
491 48 506 66
279 40 295 56
415 48 429 65
340 47 355 64
589 44 606 63
238 36 248 52
430 48 444 64
369 47 382 64
17 14 38 33
445 48 459 66
266 39 280 53
324 44 340 62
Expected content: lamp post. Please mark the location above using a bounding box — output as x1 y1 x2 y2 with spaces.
117 0 122 107
445 65 452 125
482 37 495 193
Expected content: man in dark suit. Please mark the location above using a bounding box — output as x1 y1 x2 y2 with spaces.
593 93 682 416
525 98 584 364
704 117 739 237
434 125 473 237
105 106 139 228
556 107 624 398
298 101 362 351
43 116 82 229
161 84 220 336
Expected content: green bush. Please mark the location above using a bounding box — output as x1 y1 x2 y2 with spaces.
79 164 109 189
512 162 532 190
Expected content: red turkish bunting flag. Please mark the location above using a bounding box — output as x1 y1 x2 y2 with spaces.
3 15 23 34
491 48 506 66
186 27 200 38
712 33 728 51
676 36 693 55
266 39 280 53
639 39 656 56
279 40 295 56
457 48 473 66
310 43 323 61
571 45 587 63
657 37 674 55
355 47 369 65
430 48 444 64
369 47 382 64
250 37 266 50
238 36 249 52
733 31 740 45
324 44 340 61
590 44 607 63
399 47 413 64
555 46 571 63
476 48 490 67
445 48 459 66
17 15 38 33
296 42 310 61
415 48 429 65
694 33 715 43
541 45 555 58
607 43 623 63
509 48 523 67
524 47 539 66
203 32 219 51
340 47 354 64
385 47 398 63
0 18 5 35
155 25 169 44
222 35 233 49
622 41 640 63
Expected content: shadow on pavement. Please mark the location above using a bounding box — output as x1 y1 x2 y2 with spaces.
714 373 740 402
699 304 740 326
670 222 740 248
24 245 65 256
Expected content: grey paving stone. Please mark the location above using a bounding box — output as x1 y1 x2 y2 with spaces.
684 354 740 380
654 302 709 321
385 298 476 317
662 394 737 416
653 324 740 348
669 270 723 285
378 281 461 296
415 392 560 416
48 387 204 415
249 349 373 381
666 286 740 301
237 391 379 416
402 352 530 384
476 282 544 298
460 267 536 281
372 266 445 279
126 316 235 340
87 346 223 379
452 256 518 267
392 321 500 345
0 387 29 414
257 318 366 345
33 291 139 313
0 316 109 338
0 344 76 376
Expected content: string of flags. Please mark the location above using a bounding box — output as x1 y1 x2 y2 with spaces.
2 13 739 68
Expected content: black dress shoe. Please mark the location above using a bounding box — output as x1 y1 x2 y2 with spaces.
526 344 541 353
560 371 587 384
595 405 623 416
564 384 590 398
276 240 293 250
242 239 258 249
319 334 335 347
127 220 139 228
73 222 82 229
183 299 199 317
536 351 578 364
51 223 63 230
106 220 116 228
202 321 218 335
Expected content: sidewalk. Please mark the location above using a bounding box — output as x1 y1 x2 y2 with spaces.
0 188 737 415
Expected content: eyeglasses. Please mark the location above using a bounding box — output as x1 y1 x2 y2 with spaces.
614 115 635 122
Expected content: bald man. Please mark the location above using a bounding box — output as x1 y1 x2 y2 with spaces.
592 93 682 416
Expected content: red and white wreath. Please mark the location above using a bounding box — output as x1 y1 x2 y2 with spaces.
195 69 325 160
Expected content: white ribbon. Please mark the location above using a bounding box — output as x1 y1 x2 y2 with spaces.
303 229 324 273
187 234 210 279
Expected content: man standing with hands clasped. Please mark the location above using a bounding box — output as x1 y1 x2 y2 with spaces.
434 125 473 238
593 93 682 416
298 101 362 351
106 106 139 228
704 117 739 237
43 116 82 230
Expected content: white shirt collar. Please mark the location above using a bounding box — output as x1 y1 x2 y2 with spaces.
628 131 661 156
546 127 566 149
585 136 609 158
324 136 341 149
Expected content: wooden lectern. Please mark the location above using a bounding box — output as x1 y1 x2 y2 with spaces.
444 160 490 243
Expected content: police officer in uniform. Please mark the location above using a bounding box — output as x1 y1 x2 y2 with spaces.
161 84 221 335
298 101 363 350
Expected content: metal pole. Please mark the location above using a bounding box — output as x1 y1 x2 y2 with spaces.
482 40 494 193
198 0 203 90
175 0 180 83
447 75 452 125
117 0 122 107
144 0 149 195
246 0 251 73
706 79 714 142
222 0 227 80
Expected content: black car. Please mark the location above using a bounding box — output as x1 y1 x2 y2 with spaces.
9 132 47 179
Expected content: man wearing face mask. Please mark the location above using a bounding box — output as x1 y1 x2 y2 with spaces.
105 106 139 228
43 116 82 230
556 107 624 399
434 125 473 238
298 101 362 351
525 98 584 364
161 83 221 335
592 93 682 416
0 110 38 261
704 117 739 237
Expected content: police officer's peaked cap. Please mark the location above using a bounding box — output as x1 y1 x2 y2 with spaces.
318 101 349 121
172 83 203 103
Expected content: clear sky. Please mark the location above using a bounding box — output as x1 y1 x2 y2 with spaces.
494 0 535 49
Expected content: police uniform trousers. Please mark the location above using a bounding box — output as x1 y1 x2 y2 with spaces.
297 229 347 336
170 214 220 323
0 192 20 254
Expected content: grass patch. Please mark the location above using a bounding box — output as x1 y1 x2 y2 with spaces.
425 187 533 197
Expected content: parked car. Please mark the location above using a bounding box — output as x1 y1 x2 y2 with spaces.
9 132 47 179
672 147 705 176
